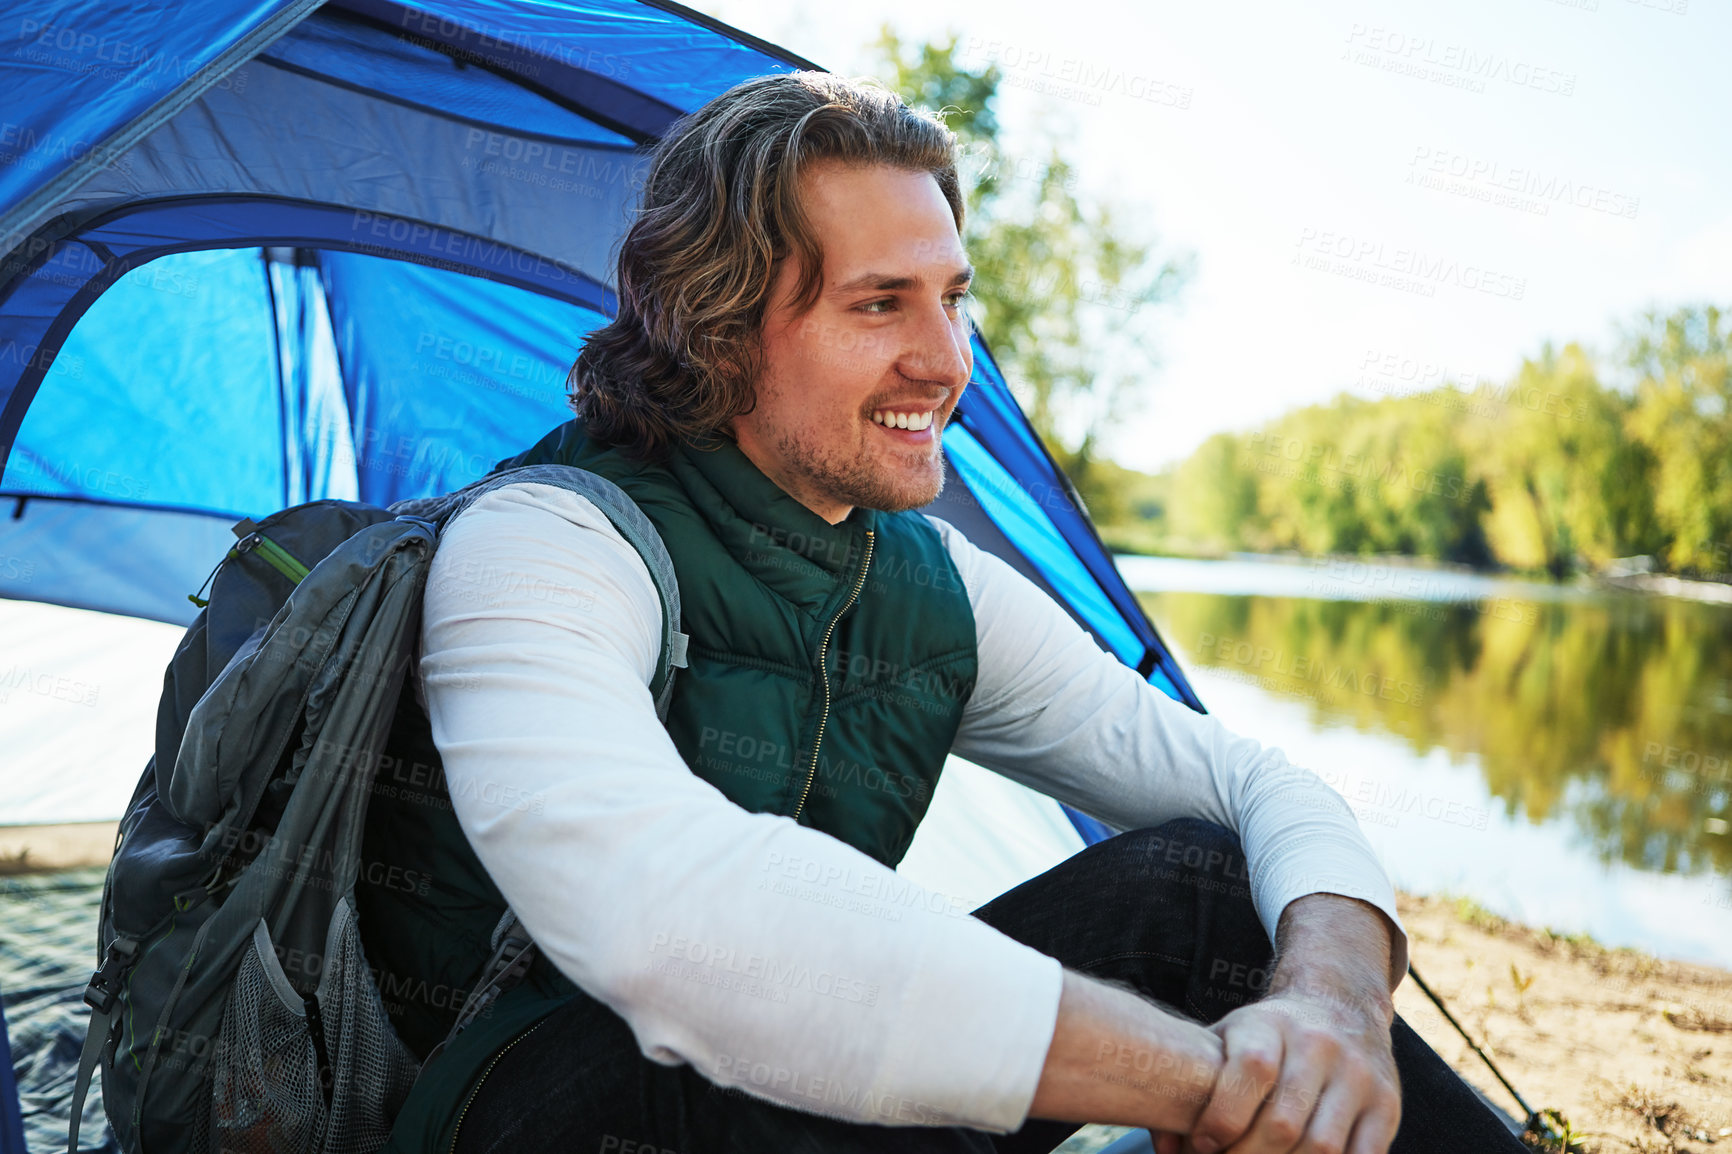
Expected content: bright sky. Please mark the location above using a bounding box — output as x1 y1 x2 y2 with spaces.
699 0 1732 471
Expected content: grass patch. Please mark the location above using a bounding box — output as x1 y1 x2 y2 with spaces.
1521 1107 1593 1153
1613 1085 1724 1153
0 848 38 876
1447 893 1510 933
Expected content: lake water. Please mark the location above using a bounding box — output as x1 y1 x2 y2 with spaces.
1120 554 1732 968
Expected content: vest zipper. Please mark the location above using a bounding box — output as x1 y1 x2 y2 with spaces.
446 1015 550 1154
792 529 874 821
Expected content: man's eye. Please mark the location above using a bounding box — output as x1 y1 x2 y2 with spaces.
945 290 972 309
857 299 895 314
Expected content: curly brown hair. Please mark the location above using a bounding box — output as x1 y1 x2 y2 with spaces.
567 71 964 456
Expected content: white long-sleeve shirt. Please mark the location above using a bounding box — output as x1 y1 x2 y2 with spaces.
415 482 1409 1134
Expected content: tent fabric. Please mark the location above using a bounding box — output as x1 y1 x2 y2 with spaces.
45 35 648 287
334 0 825 122
321 248 600 503
0 0 816 247
0 997 22 1154
266 249 363 508
0 0 322 243
948 339 1201 709
265 9 643 148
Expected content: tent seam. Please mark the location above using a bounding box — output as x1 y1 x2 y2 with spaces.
0 0 328 249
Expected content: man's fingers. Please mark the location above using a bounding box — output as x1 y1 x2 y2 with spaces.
1345 1099 1402 1154
1290 1081 1361 1154
1190 1017 1283 1154
1234 1058 1327 1154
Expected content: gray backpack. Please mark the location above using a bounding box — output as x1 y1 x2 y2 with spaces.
68 464 686 1154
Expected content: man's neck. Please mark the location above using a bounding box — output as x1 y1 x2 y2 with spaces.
727 429 853 525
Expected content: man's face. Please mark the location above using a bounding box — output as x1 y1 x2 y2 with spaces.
731 161 974 524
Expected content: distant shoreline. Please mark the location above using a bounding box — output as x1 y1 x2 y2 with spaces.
0 820 118 874
1114 549 1732 606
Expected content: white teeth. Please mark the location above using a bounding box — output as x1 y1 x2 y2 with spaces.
872 409 934 431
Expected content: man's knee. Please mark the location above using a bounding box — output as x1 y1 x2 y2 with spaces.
1109 818 1249 885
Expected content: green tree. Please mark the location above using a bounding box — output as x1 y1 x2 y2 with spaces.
1169 432 1258 553
1471 342 1659 575
1623 305 1732 572
1235 393 1488 563
873 29 1191 515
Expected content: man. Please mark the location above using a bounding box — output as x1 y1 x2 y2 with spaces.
362 72 1527 1153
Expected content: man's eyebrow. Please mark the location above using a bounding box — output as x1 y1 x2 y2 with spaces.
830 265 975 295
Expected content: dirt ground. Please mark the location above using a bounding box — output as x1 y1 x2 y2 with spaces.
1392 892 1732 1153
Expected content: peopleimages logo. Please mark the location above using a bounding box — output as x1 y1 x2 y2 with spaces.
14 19 250 96
709 1054 953 1126
392 10 632 80
757 851 970 919
1193 631 1428 706
646 933 881 1006
0 666 101 707
1342 24 1577 97
958 36 1194 109
348 211 588 287
1407 146 1640 220
1293 228 1526 301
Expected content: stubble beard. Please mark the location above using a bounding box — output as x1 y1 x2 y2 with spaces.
772 420 947 514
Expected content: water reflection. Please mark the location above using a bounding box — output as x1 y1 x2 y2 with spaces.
1139 586 1732 889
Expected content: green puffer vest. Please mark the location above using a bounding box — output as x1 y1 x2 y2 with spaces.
367 421 979 1152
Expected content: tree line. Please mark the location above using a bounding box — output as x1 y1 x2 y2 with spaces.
1103 305 1732 579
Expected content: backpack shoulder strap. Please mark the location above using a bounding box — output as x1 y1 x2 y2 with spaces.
391 463 688 719
396 465 690 1068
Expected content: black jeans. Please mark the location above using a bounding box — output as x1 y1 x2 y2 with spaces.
452 820 1526 1154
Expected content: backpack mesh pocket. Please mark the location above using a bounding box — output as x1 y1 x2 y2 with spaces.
211 899 418 1153
316 897 420 1151
211 920 327 1152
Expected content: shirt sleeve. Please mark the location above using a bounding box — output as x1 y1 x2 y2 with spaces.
930 516 1410 983
417 483 1063 1132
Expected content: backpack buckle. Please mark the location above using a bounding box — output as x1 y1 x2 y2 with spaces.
83 937 140 1015
462 928 535 1023
426 917 538 1065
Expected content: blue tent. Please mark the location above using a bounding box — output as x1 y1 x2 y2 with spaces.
0 0 1196 1147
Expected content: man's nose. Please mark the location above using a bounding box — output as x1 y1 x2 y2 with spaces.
898 303 973 390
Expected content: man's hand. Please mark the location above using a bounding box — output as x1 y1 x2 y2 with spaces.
1156 894 1402 1154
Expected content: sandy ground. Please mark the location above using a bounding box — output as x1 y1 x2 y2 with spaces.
1391 892 1732 1153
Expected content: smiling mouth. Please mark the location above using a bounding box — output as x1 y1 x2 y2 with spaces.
870 408 937 431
